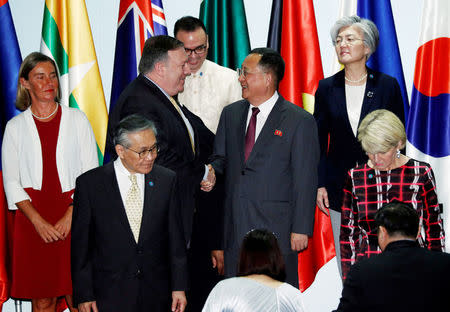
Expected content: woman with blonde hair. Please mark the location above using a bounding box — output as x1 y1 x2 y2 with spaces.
2 52 98 311
313 16 405 271
339 109 444 278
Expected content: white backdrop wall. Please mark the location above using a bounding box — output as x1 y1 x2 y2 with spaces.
5 0 421 311
9 0 421 111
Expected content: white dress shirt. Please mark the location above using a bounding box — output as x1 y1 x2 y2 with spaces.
114 158 145 208
178 60 242 133
246 91 279 141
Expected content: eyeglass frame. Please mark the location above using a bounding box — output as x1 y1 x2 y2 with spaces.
126 144 160 159
334 36 364 47
184 44 207 56
236 67 267 78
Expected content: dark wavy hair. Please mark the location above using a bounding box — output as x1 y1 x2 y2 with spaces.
237 229 286 282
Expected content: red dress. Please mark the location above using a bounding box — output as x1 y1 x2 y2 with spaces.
11 107 73 299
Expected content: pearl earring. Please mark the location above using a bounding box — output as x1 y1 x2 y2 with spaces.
396 149 400 158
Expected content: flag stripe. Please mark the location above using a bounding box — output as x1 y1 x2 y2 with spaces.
42 0 108 163
406 0 450 251
357 0 409 121
200 0 250 70
41 5 69 76
109 0 167 116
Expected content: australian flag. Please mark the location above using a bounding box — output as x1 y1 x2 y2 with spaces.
110 0 168 112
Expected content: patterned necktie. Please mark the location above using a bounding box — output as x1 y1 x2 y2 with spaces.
125 174 143 242
169 96 195 154
244 107 260 161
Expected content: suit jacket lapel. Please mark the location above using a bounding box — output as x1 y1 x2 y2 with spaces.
333 69 359 138
141 75 196 158
104 162 137 245
141 75 183 122
239 102 250 167
358 67 377 126
138 171 157 244
179 104 200 157
246 96 285 164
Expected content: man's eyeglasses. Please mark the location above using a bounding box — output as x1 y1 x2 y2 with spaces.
126 144 160 159
236 68 266 78
334 36 364 47
185 44 207 56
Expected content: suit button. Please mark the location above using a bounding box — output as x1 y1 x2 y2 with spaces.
136 269 142 278
137 248 143 254
241 170 245 175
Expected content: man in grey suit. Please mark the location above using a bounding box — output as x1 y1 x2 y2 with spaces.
209 48 319 287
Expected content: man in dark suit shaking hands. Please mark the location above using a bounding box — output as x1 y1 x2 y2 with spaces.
334 201 450 312
72 115 188 312
106 36 216 249
209 48 319 287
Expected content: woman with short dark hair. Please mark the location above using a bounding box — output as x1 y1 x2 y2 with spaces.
202 229 306 312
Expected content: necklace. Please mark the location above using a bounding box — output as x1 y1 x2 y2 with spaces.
31 104 59 120
345 73 367 83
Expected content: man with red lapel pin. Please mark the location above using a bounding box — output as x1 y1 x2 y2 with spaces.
208 48 319 287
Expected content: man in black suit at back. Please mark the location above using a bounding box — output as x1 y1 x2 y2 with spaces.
334 201 450 312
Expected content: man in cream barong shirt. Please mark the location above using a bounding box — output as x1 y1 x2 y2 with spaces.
174 16 241 312
175 16 242 134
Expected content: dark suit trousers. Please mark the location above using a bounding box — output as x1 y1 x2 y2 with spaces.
186 181 225 311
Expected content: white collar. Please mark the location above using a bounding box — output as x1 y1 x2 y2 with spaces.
249 91 279 115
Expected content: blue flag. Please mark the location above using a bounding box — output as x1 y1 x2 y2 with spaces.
0 0 21 306
0 0 22 167
110 0 168 112
357 0 409 121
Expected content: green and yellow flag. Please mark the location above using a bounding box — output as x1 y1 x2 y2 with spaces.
41 0 108 164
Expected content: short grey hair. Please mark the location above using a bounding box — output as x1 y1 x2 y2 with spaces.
113 114 158 148
358 109 406 154
330 15 379 58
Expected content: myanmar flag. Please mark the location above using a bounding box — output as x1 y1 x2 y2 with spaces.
41 0 108 164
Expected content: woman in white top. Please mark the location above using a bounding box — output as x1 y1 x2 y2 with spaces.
202 229 306 312
2 52 97 312
313 16 405 273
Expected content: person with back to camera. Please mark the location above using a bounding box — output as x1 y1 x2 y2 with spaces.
202 229 306 312
313 15 405 271
339 109 444 279
334 201 450 312
1 52 98 311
